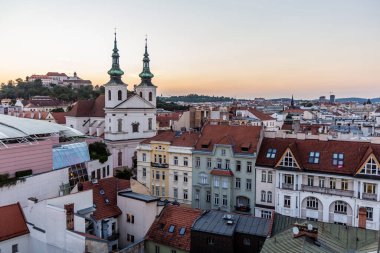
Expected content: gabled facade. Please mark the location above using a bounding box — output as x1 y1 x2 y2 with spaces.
191 125 263 214
256 135 380 230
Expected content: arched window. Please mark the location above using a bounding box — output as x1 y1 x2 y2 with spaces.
140 92 143 97
108 90 111 101
149 92 153 101
306 197 318 209
334 201 347 214
267 191 272 203
118 90 122 100
117 119 122 132
132 122 139 133
261 191 266 202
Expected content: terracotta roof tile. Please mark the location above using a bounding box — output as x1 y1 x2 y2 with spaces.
82 177 130 221
145 205 202 251
51 112 67 124
248 108 275 121
66 95 105 118
0 203 29 242
210 168 234 176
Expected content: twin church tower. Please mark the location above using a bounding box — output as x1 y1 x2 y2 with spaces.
104 33 157 168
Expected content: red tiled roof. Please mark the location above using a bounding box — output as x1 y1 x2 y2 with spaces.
0 203 29 242
195 125 262 154
284 109 305 114
248 108 275 121
210 168 234 176
82 177 130 221
51 112 67 124
157 113 182 128
66 95 105 118
141 131 199 147
256 137 380 175
145 205 202 251
46 72 67 77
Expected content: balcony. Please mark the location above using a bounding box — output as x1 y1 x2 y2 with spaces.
282 183 294 190
362 192 377 201
234 205 251 213
301 185 354 197
150 162 169 168
301 185 325 194
107 232 119 241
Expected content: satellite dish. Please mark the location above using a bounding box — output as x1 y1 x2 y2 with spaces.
308 224 313 231
292 226 299 235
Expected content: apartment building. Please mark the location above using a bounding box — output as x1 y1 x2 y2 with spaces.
136 131 199 204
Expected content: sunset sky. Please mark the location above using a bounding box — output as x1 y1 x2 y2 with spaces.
0 0 379 99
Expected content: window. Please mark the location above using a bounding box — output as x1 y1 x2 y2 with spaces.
319 177 325 188
247 161 252 172
107 165 110 176
214 194 219 205
261 190 266 202
108 90 111 100
127 233 130 241
214 177 219 187
169 225 175 233
174 172 178 181
184 157 188 166
284 196 291 207
261 210 272 219
117 119 122 132
222 178 228 188
142 168 146 177
217 158 222 169
225 159 230 169
334 201 347 214
131 215 134 223
207 158 212 168
266 148 277 158
173 188 178 199
364 183 376 194
195 190 199 200
307 176 314 186
236 160 241 171
199 173 208 184
333 153 344 167
367 207 374 220
261 171 267 182
246 179 252 190
243 238 251 246
308 152 320 164
132 122 139 132
221 149 226 156
148 118 153 130
361 158 379 175
12 244 18 253
155 245 160 253
341 179 348 190
183 173 188 183
118 151 122 166
161 187 165 196
330 178 336 189
149 92 153 101
174 156 178 165
207 237 214 245
206 191 211 202
222 195 227 206
156 171 160 180
162 171 165 180
280 150 297 167
118 90 122 100
91 171 95 179
183 189 188 200
284 174 294 185
102 167 106 178
306 197 318 209
195 157 200 167
268 171 273 183
171 250 177 253
131 235 135 243
267 191 272 203
235 178 241 189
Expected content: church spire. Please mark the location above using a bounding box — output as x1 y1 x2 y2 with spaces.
138 36 155 86
107 31 125 84
290 95 295 109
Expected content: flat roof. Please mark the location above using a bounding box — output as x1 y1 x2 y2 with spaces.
118 191 160 203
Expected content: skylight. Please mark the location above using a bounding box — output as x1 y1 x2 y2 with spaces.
168 225 175 233
179 227 186 235
266 148 277 159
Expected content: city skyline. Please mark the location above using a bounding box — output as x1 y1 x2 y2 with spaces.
0 0 379 99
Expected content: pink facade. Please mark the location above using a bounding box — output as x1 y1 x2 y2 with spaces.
0 138 53 177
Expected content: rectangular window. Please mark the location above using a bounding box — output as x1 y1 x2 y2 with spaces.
131 235 135 243
155 187 160 196
148 118 152 130
364 183 376 194
173 188 178 199
221 149 226 156
246 179 252 190
184 157 188 166
333 153 344 166
261 191 266 202
307 176 314 186
142 153 147 162
183 173 188 183
174 172 178 181
284 196 291 208
183 189 188 200
102 167 106 178
142 168 146 177
214 177 219 187
214 193 219 205
367 207 374 220
131 215 134 224
225 159 230 169
235 178 241 189
341 179 348 190
91 171 95 179
207 158 212 168
247 161 252 173
195 190 199 200
172 250 177 253
217 158 222 169
152 170 155 179
222 195 227 206
174 156 178 165
206 191 211 202
222 178 228 188
12 244 18 253
155 245 160 253
261 210 272 219
319 177 325 188
195 157 200 167
268 171 273 183
261 171 267 182
156 171 160 180
162 171 165 180
236 160 241 171
308 151 320 164
329 178 336 189
284 174 294 184
107 165 110 176
267 191 272 203
161 187 165 197
266 148 277 158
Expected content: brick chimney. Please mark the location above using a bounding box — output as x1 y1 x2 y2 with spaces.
358 207 367 229
64 203 74 230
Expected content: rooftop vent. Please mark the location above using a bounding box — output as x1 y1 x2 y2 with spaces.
99 189 105 195
91 178 98 184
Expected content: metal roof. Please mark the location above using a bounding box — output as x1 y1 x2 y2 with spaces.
118 190 160 203
235 215 271 237
192 210 238 236
52 142 90 170
0 114 83 139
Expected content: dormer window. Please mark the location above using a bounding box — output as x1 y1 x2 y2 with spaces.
308 152 320 164
360 157 379 175
266 148 277 159
201 139 211 149
332 153 344 167
280 150 297 168
241 143 251 152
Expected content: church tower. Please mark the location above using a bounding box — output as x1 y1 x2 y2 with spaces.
135 38 157 107
104 32 128 109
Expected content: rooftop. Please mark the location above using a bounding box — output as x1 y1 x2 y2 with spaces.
118 190 160 202
0 203 29 242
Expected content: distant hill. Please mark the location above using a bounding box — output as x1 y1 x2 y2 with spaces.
335 97 380 103
160 94 234 103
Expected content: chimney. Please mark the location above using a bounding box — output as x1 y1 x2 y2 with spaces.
358 207 367 229
64 203 74 230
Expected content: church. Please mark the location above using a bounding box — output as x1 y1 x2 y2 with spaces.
104 33 157 168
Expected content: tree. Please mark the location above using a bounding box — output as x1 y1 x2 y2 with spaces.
51 108 65 112
115 168 132 180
